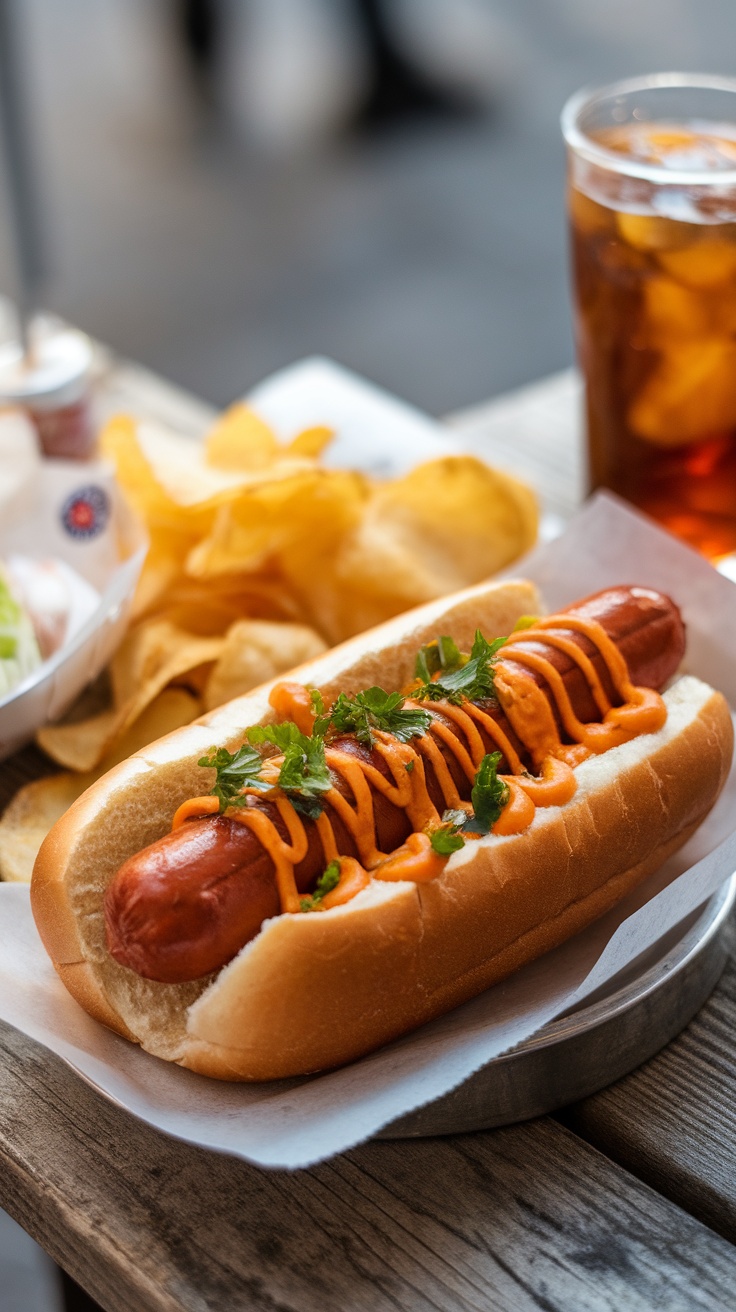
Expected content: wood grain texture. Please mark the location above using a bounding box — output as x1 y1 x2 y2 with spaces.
0 1021 734 1312
563 917 736 1244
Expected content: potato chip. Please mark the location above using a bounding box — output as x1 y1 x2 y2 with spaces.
373 456 537 583
205 404 281 471
142 575 303 636
188 469 368 580
205 406 334 470
4 403 540 877
37 620 223 771
0 774 84 883
37 705 120 775
101 415 183 526
0 688 199 882
103 408 538 651
204 619 327 711
186 473 322 577
279 456 538 642
130 533 191 621
104 414 314 524
286 425 334 459
135 420 263 509
267 473 376 640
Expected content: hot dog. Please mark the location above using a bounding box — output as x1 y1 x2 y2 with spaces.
30 578 732 1081
104 585 686 984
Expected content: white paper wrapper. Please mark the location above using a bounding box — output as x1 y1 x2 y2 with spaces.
1 492 735 1170
248 356 457 476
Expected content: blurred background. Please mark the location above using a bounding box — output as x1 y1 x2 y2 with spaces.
1 0 736 423
2 1 736 1308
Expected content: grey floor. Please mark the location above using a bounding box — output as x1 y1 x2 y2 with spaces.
2 1 736 1307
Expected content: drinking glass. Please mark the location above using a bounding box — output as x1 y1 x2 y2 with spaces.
562 73 736 560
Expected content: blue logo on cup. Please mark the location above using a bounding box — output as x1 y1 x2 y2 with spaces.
60 485 110 540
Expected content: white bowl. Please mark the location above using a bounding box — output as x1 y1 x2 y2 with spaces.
0 431 146 760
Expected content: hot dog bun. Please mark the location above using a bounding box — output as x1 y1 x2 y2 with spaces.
31 579 733 1080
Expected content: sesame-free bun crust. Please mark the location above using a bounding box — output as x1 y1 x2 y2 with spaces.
31 580 733 1080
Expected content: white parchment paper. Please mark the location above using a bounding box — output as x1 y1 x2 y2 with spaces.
1 492 735 1169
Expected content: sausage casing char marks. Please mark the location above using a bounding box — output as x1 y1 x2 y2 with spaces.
104 586 685 984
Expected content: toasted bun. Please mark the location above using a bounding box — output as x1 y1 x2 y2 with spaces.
31 579 733 1080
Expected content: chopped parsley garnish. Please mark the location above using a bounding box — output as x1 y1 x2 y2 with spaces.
300 860 341 912
429 823 466 856
414 635 465 684
465 751 509 834
310 687 326 718
405 759 415 773
414 629 507 706
247 722 332 819
198 744 268 813
328 686 431 747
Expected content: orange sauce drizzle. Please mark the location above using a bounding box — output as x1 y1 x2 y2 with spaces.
268 681 315 734
372 832 448 884
504 628 611 717
321 857 371 908
455 701 525 775
493 780 536 836
171 796 220 828
174 614 667 914
413 731 467 811
226 797 309 913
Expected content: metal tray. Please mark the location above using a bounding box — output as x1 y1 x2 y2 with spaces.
380 874 736 1138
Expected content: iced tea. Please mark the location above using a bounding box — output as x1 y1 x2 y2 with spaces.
564 82 736 560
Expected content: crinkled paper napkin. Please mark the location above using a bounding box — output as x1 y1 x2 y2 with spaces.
1 492 735 1169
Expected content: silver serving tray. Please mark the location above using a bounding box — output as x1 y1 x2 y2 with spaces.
380 874 736 1138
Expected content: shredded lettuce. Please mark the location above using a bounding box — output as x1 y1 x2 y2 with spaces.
0 571 41 699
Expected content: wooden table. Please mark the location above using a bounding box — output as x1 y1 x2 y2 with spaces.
1 361 735 1312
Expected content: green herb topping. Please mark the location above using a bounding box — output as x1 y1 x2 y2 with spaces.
300 860 341 912
327 686 431 747
247 722 332 819
414 634 465 684
309 687 326 717
429 823 466 856
465 751 509 834
414 629 506 706
198 744 269 813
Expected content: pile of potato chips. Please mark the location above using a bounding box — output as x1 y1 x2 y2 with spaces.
0 401 536 881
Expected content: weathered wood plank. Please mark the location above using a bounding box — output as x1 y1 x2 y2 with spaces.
0 1020 734 1312
563 917 736 1244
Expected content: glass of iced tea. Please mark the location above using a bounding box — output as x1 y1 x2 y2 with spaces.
562 73 736 560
